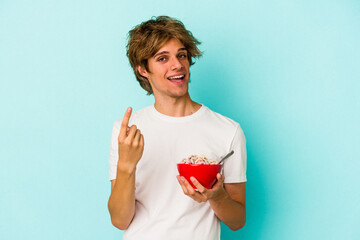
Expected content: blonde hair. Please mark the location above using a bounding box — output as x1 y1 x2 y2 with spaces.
126 16 202 95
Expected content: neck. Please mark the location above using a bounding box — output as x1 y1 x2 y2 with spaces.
153 93 201 117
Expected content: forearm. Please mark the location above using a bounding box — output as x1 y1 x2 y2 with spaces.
108 166 136 230
209 189 246 231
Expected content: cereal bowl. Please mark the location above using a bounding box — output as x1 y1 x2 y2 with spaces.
177 163 222 189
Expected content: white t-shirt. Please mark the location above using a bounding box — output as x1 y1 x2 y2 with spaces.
109 105 247 240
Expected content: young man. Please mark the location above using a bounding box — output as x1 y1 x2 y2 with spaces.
108 16 247 240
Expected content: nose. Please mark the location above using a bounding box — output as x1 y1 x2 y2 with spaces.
170 56 183 71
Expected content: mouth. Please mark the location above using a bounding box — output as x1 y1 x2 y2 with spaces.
167 74 185 85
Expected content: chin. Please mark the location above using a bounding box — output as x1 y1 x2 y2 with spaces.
172 87 189 97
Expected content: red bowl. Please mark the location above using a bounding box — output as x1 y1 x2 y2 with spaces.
177 163 222 189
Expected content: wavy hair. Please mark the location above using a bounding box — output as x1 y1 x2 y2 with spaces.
126 16 202 95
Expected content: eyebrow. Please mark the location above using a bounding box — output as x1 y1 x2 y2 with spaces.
153 48 187 58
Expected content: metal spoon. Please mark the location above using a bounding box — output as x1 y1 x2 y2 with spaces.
218 150 234 164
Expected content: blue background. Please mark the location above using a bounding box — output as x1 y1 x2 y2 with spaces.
1 0 359 239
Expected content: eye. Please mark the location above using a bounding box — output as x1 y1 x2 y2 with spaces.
178 53 187 59
157 56 167 62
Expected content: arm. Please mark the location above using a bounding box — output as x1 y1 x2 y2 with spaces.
209 181 246 230
108 168 136 230
177 174 246 230
108 107 144 230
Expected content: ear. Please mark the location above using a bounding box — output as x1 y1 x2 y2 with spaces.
137 65 149 78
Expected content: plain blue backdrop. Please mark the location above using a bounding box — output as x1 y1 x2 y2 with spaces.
1 0 359 239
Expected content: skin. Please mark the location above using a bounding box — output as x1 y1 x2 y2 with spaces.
108 38 246 231
108 107 144 229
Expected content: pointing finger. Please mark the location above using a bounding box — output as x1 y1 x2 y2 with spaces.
119 107 132 141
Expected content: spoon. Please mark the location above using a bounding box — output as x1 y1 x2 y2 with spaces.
218 150 234 164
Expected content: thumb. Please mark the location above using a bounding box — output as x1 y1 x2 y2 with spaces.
213 173 225 188
218 173 225 183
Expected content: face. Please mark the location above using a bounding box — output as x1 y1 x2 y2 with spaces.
138 38 190 99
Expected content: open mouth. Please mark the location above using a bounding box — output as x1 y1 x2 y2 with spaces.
167 74 185 84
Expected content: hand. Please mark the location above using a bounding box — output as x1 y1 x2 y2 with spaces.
117 107 144 171
176 173 226 203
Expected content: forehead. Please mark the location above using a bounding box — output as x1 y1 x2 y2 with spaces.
155 38 186 54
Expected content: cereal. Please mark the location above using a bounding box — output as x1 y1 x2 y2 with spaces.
180 154 219 165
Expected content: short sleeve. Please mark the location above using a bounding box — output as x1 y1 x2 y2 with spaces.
109 119 121 181
223 124 247 183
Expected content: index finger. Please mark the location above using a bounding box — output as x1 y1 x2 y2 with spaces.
190 177 207 194
119 107 132 139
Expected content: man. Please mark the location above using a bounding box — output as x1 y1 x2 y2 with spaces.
108 16 247 240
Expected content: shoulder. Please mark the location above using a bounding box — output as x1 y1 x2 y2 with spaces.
202 105 241 132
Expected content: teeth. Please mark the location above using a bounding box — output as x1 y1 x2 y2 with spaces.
168 75 184 80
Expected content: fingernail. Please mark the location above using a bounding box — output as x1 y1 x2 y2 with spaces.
190 177 195 182
127 107 132 112
181 176 185 182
